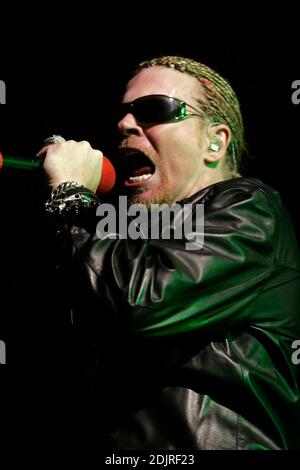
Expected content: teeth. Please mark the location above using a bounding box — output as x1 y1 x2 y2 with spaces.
128 174 152 182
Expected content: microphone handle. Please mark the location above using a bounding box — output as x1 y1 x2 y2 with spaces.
0 153 40 170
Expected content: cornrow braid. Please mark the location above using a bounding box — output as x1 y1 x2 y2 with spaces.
136 56 247 174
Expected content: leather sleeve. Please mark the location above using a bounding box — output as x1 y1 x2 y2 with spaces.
69 180 299 339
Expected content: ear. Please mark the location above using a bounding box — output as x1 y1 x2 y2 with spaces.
204 123 231 164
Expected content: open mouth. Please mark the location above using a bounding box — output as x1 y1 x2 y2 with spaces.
121 150 156 188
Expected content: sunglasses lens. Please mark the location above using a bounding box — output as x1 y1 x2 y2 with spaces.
136 97 179 123
119 96 182 124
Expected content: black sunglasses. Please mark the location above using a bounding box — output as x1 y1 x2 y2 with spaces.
118 94 204 124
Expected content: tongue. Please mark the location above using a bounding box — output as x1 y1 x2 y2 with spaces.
132 166 153 177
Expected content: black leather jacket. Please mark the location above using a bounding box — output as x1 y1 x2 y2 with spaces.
61 176 300 450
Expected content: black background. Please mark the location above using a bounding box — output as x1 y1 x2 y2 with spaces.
0 9 300 455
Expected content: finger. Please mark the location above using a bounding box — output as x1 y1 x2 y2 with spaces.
35 135 66 158
35 144 57 158
43 135 66 146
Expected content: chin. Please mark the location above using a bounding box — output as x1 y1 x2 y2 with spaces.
127 187 174 207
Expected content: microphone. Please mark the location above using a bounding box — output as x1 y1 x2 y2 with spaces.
0 151 116 195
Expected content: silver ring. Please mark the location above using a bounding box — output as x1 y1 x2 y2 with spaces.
43 134 65 145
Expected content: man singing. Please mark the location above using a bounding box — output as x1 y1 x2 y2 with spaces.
40 56 300 450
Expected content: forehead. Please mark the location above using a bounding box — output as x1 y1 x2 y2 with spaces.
123 66 202 103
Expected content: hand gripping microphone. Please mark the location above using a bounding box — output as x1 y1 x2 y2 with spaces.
0 151 116 196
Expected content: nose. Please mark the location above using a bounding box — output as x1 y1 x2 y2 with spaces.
117 113 144 138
